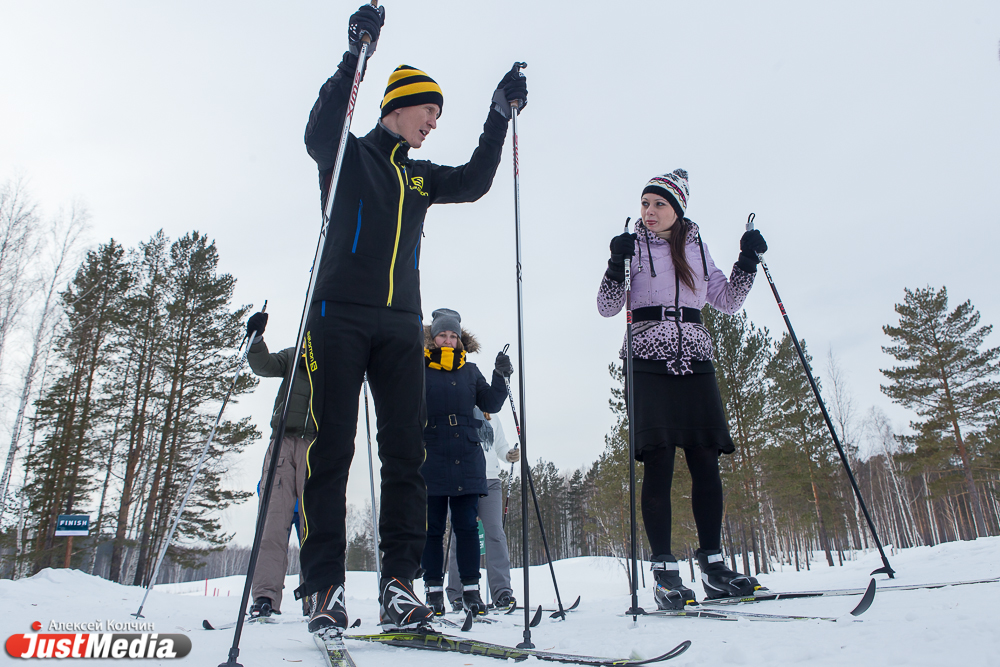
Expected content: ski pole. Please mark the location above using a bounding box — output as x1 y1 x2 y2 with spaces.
133 301 267 619
500 344 518 530
621 218 645 620
219 9 379 666
507 62 534 649
746 213 895 579
499 345 568 620
502 459 515 530
363 375 382 584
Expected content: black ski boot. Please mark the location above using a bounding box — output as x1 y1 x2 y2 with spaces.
249 596 277 619
450 598 464 613
307 584 348 637
379 577 434 631
424 580 446 616
492 590 516 611
697 548 765 599
461 581 487 616
651 556 697 610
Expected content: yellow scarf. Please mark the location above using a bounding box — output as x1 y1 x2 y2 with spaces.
425 346 465 371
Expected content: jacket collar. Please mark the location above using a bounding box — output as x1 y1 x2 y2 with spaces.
634 218 700 246
366 122 411 161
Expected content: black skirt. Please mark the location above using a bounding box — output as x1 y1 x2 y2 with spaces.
631 368 735 460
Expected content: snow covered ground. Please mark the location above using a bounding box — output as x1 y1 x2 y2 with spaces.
3 537 998 665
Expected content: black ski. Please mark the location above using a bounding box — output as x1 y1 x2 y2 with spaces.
202 616 302 631
641 579 876 622
314 633 358 667
702 575 996 606
500 604 543 626
346 631 691 666
510 595 581 615
642 608 841 622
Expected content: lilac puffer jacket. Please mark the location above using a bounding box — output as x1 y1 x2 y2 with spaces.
597 219 754 374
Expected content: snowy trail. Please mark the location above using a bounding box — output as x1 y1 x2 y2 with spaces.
2 537 998 666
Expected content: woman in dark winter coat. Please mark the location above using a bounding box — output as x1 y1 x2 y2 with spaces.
597 169 769 609
420 308 512 616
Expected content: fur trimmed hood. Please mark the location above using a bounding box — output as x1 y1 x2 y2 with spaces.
424 325 480 353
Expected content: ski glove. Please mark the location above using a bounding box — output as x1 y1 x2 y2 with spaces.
736 229 768 272
610 232 637 258
494 351 514 378
246 311 268 340
492 65 528 119
348 4 385 57
605 232 637 283
506 448 521 463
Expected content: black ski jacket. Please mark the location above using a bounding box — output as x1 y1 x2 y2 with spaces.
305 52 509 316
422 361 507 497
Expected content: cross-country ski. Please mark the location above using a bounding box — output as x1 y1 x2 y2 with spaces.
346 630 692 666
314 633 359 667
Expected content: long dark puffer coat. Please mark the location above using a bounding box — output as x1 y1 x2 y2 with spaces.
421 328 508 497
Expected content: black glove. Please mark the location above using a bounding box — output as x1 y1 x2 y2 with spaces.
348 4 385 57
740 229 767 255
246 311 268 339
491 65 528 119
736 229 767 272
605 232 637 283
610 232 637 258
494 351 514 378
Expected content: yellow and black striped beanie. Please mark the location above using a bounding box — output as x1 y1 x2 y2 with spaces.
380 65 444 118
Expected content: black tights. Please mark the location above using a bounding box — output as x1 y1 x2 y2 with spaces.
640 445 724 557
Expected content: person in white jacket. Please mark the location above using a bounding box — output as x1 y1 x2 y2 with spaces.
445 407 520 609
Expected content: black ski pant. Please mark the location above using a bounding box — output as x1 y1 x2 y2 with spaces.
640 444 724 557
298 301 426 598
422 494 480 585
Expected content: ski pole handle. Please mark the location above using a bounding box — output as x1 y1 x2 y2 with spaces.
241 300 268 352
359 0 379 44
251 299 268 336
745 212 766 262
500 343 521 452
509 62 527 110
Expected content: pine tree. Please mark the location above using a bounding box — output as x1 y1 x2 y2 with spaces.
765 333 839 566
702 306 772 573
108 232 169 582
22 241 130 571
881 286 999 537
130 231 257 585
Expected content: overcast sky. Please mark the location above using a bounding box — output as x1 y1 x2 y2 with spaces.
2 1 999 546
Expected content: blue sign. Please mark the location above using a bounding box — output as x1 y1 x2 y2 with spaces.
55 515 90 537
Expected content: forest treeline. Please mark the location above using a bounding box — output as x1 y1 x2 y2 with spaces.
498 286 1000 575
2 177 998 586
0 178 258 584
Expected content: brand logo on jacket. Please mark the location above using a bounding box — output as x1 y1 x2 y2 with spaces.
409 176 428 197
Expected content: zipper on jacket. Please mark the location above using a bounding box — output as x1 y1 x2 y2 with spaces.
386 143 406 306
674 271 683 374
352 200 363 254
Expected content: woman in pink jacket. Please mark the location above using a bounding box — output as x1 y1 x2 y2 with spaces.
597 169 768 609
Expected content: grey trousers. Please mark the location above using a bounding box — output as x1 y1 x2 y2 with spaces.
251 435 308 612
446 478 512 602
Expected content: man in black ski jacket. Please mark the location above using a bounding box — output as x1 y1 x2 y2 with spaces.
296 4 527 637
